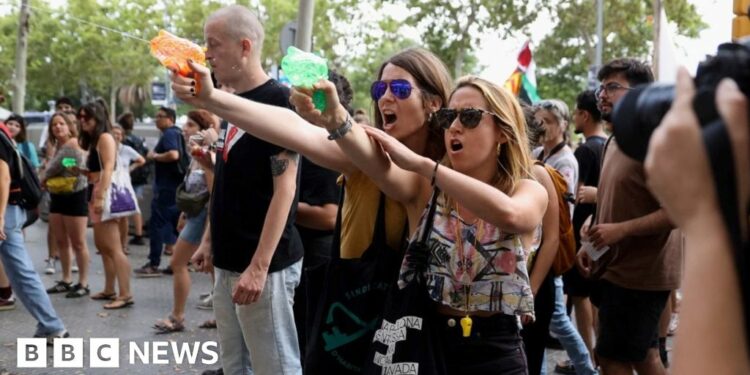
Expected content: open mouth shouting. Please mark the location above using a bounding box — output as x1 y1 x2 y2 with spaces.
382 110 398 131
449 138 464 153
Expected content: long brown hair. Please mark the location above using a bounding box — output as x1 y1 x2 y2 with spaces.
78 102 112 151
372 48 452 161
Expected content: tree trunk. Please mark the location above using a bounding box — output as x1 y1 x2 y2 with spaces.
454 47 465 79
12 0 30 114
110 86 118 125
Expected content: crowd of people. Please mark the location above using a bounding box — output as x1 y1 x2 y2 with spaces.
0 4 748 375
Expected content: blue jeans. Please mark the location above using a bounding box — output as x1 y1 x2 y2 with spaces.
546 276 598 375
148 186 179 267
0 205 66 336
214 259 303 375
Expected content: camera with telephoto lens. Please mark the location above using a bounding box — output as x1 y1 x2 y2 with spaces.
612 39 750 162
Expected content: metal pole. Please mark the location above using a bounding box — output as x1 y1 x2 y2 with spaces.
595 0 603 68
295 0 314 52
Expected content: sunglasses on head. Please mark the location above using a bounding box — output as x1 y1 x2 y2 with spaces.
370 79 413 101
433 108 500 130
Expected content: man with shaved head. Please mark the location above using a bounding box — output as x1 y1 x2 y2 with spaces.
191 5 303 375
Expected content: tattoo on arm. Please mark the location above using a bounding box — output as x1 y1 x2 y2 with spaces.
270 151 298 177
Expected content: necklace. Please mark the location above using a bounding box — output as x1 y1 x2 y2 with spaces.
453 202 484 337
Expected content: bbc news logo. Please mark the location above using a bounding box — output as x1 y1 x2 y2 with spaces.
17 338 218 368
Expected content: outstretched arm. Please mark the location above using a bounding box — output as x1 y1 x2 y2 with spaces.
365 126 547 234
170 62 356 175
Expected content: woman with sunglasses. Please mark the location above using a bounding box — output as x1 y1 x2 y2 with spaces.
172 48 450 263
78 103 133 309
171 48 450 371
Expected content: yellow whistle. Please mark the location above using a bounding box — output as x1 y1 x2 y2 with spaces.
460 316 473 337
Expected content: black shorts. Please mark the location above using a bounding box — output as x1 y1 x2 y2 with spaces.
562 265 594 297
595 280 669 363
49 190 89 217
438 313 527 375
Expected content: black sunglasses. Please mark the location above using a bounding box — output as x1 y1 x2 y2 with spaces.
433 108 501 130
370 79 413 101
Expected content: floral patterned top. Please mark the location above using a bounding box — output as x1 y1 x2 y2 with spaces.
399 193 534 317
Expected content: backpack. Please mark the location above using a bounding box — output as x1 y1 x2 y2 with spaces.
0 128 43 210
536 161 577 276
124 133 151 186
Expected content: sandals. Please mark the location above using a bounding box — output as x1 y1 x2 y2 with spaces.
103 297 134 310
46 281 72 294
91 291 117 301
199 319 217 329
153 315 185 334
65 284 90 298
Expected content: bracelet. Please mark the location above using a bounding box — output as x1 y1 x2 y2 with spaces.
327 115 353 141
430 161 440 186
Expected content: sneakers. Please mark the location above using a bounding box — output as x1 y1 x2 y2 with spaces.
134 263 162 278
554 359 576 375
161 266 173 275
72 264 79 273
46 281 72 294
196 292 213 310
35 330 69 346
0 295 15 311
44 258 57 275
129 236 145 246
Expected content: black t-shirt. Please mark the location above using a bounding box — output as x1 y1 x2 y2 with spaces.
296 157 340 253
154 126 183 190
0 129 19 203
572 135 607 245
210 79 303 273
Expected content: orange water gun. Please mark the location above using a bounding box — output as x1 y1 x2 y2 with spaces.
150 30 207 93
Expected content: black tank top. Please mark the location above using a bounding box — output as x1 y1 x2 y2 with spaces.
87 148 101 172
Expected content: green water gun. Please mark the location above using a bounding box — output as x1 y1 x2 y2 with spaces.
61 157 77 168
281 46 328 111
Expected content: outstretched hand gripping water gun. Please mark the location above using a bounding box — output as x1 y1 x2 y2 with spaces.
150 30 207 93
281 46 328 111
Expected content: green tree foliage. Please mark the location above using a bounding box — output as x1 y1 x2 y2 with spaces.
535 0 706 106
397 0 541 78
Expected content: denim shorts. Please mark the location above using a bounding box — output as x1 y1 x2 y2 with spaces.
178 208 207 245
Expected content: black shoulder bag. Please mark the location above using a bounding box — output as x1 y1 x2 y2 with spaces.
304 182 405 374
363 187 447 375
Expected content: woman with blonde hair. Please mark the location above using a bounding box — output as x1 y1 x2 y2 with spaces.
42 113 91 298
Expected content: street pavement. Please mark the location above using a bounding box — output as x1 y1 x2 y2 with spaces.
0 219 668 374
0 220 219 374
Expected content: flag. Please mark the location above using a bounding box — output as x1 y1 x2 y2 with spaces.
504 40 541 104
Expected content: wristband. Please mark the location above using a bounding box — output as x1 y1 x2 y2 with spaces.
327 115 353 141
431 161 440 186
